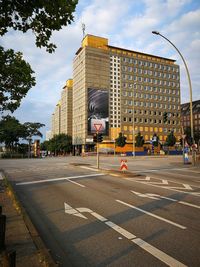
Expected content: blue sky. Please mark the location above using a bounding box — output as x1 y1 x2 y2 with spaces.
1 0 200 139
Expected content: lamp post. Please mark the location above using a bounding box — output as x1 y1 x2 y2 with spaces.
132 83 136 157
152 31 195 165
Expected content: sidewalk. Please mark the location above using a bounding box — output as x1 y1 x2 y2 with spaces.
0 174 56 267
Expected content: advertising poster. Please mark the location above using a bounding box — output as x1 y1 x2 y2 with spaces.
88 88 109 135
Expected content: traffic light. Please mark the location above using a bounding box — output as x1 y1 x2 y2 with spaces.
163 112 168 123
93 133 97 143
97 133 103 143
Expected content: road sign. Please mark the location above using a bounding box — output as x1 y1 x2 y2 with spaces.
120 159 128 171
94 123 102 132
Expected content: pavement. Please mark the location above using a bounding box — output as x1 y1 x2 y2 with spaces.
0 172 57 267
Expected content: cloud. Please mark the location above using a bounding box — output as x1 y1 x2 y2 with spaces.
0 0 199 136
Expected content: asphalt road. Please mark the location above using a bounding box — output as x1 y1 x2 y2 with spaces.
0 156 200 267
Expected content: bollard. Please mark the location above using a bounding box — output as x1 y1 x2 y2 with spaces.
8 250 16 267
0 214 6 251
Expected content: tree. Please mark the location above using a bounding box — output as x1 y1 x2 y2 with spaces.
0 0 78 53
165 130 176 146
23 122 45 157
0 46 36 113
115 132 126 147
47 134 72 155
135 132 144 147
0 115 24 151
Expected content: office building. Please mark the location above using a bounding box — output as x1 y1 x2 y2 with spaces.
181 100 200 133
73 34 181 152
60 79 73 136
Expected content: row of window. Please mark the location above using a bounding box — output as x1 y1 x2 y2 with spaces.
111 83 180 96
121 66 179 79
121 57 179 72
122 109 180 117
122 91 179 102
122 100 179 110
123 117 179 125
121 74 179 87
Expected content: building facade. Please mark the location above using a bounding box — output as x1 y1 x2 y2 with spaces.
51 79 73 138
73 34 181 152
181 100 200 133
60 79 73 136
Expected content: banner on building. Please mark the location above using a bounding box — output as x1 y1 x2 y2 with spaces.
88 88 109 135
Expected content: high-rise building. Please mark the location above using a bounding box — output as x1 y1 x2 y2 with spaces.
52 101 61 136
73 34 181 152
60 79 73 136
51 80 73 139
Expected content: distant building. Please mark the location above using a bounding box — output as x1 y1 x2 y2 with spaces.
51 79 73 138
60 79 73 136
45 130 52 141
181 100 200 133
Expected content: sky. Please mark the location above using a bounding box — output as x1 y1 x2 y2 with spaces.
1 0 200 140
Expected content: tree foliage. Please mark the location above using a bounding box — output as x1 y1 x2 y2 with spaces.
115 132 126 147
46 133 72 154
165 131 176 146
135 132 144 147
0 0 78 52
0 46 36 113
0 115 24 150
23 122 44 139
0 116 44 155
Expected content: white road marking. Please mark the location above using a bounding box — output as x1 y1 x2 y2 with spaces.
64 202 187 266
126 177 200 197
149 179 169 185
131 191 200 209
80 166 99 172
67 179 85 187
116 199 186 230
131 191 160 200
105 221 136 239
131 176 151 181
163 184 193 190
131 238 187 267
16 173 104 186
64 203 87 219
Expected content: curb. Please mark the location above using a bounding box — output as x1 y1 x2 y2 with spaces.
1 171 58 267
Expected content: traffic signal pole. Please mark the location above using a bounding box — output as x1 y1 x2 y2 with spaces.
96 132 99 169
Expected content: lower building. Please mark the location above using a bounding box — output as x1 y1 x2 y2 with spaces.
51 79 73 138
181 100 200 137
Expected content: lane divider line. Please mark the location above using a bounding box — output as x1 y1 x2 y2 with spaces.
64 202 187 267
16 173 104 186
116 199 186 230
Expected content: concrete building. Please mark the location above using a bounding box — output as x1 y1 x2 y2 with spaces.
73 34 181 152
51 80 73 139
52 101 61 136
60 79 73 136
181 100 200 133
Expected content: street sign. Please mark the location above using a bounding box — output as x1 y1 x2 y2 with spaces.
120 159 128 171
94 123 102 132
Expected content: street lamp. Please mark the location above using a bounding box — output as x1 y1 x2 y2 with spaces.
152 31 195 165
132 83 136 157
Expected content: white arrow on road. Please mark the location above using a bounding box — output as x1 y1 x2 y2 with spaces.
131 191 200 209
64 202 187 267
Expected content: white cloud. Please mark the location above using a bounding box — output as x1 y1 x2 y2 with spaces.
0 0 199 134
